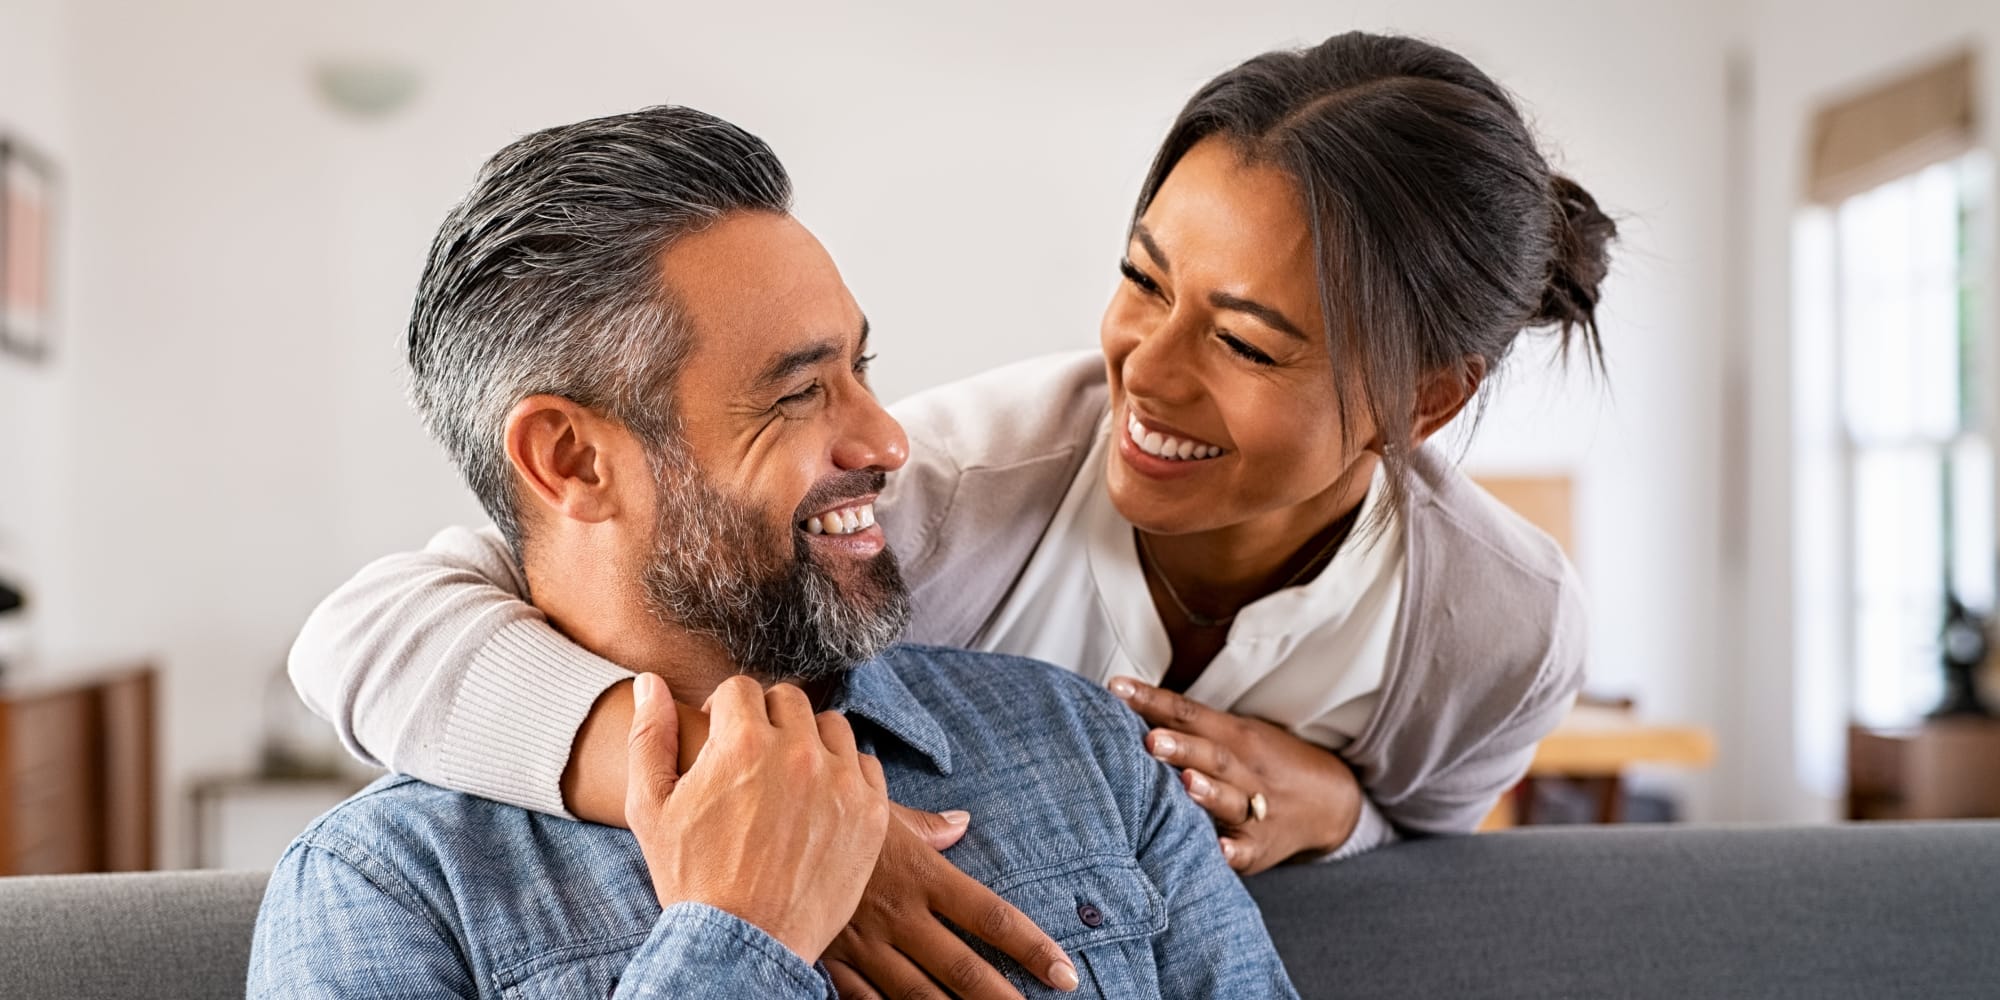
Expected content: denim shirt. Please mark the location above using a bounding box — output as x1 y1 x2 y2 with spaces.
248 644 1301 999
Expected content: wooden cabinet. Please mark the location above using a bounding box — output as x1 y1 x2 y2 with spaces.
1849 718 2000 821
0 666 156 874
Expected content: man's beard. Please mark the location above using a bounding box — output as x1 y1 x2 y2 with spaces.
638 454 911 685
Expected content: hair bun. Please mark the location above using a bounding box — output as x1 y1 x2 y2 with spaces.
1535 174 1616 353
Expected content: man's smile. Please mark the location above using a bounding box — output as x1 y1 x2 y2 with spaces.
801 498 876 536
798 497 885 555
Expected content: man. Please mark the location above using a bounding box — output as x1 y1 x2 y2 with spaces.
247 106 1298 998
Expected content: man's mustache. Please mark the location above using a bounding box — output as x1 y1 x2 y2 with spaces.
795 469 888 521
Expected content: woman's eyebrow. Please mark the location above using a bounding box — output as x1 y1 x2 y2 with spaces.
1209 291 1308 341
1134 222 1307 340
1132 224 1172 274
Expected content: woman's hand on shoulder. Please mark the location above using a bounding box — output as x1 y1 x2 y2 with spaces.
1110 678 1363 875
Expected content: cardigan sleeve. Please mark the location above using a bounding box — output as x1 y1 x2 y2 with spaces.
286 525 633 817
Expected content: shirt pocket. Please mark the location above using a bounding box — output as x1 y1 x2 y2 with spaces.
495 930 649 1000
984 854 1168 998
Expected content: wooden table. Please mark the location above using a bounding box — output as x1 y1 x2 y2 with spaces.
1482 705 1715 829
1528 705 1716 776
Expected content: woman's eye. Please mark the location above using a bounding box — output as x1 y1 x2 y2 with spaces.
853 353 876 378
1118 258 1162 296
1218 332 1277 367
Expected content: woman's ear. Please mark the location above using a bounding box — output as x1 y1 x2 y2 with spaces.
503 395 627 525
1410 356 1487 445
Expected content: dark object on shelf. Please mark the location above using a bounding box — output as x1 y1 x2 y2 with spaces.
1934 593 1993 718
0 577 22 616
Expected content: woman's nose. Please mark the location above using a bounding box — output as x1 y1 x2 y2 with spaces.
1122 313 1199 406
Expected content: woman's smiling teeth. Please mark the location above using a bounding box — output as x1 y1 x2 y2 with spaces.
1127 412 1224 461
802 503 876 536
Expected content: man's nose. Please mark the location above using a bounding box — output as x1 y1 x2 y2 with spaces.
831 385 909 473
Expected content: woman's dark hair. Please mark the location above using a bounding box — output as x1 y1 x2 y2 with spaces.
1135 32 1615 526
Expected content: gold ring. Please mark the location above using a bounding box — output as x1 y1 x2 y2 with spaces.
1246 792 1268 824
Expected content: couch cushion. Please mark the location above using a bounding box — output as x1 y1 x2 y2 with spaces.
1246 821 2000 1000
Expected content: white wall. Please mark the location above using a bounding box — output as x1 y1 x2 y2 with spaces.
1738 1 2000 822
0 0 77 664
32 0 1740 860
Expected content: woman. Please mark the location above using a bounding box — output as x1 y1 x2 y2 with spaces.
295 30 1608 996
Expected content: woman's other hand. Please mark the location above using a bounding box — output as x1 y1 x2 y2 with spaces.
824 803 1080 998
1110 677 1364 875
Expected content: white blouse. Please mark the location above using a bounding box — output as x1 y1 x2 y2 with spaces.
973 419 1407 754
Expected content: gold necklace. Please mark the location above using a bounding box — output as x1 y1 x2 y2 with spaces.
1135 509 1361 630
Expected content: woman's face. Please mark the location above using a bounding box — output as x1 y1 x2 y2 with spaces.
1100 137 1377 537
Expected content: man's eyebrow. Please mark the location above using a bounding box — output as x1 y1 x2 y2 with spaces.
1208 291 1310 342
754 342 840 392
752 316 872 392
1132 224 1171 274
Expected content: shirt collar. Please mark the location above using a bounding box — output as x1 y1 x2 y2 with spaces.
827 652 956 776
1084 441 1403 649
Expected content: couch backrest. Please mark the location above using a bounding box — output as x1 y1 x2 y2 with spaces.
0 869 267 1000
3 822 1997 999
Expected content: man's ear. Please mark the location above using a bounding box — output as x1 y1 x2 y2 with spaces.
503 395 631 525
1409 356 1487 446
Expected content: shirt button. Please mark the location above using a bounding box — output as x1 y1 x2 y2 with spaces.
1077 903 1104 928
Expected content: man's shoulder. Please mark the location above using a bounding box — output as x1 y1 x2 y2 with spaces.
879 644 1136 739
282 775 573 883
298 774 519 837
882 641 1112 695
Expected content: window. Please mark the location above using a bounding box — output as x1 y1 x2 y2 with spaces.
1799 152 1993 741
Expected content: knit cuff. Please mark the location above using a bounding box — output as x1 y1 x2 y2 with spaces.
439 617 635 818
1322 793 1400 861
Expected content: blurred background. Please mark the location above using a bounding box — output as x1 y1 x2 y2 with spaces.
0 0 1995 871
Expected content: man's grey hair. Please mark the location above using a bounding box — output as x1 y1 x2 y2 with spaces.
407 105 793 557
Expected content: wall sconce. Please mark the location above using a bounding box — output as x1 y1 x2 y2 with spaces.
312 58 422 120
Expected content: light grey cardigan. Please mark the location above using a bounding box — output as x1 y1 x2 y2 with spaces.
290 351 1587 839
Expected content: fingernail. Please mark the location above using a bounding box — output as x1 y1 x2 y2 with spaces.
940 810 970 827
1051 960 1079 991
1220 838 1237 861
633 673 655 709
1108 677 1135 698
1187 771 1211 797
1152 732 1177 757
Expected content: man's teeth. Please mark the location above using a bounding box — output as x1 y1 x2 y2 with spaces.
803 503 877 536
1128 413 1223 461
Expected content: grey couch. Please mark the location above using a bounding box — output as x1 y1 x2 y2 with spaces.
2 822 1995 999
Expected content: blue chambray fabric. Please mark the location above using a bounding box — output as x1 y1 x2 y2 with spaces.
247 644 1301 999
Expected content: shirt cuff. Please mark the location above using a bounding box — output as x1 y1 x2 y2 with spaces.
618 902 835 999
439 618 635 818
1321 794 1399 861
